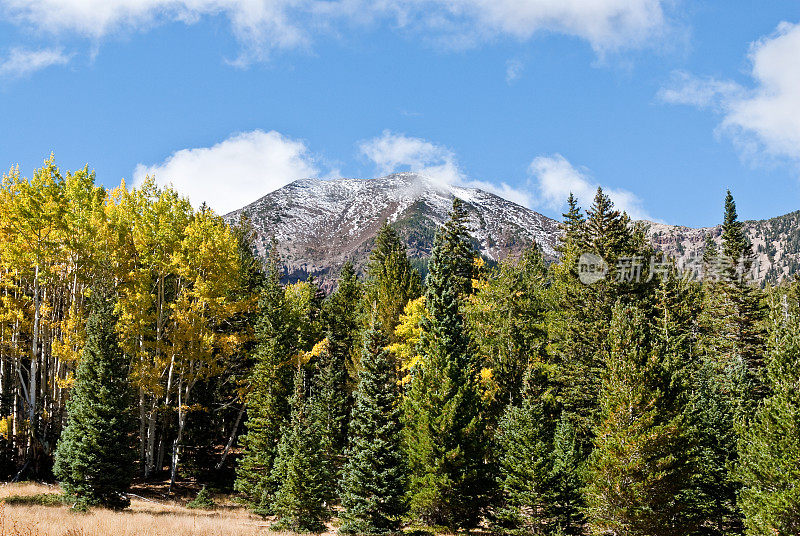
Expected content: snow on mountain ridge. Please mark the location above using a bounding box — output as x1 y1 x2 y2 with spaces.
227 173 560 288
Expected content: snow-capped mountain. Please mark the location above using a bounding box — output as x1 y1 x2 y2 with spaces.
226 172 560 287
226 172 800 288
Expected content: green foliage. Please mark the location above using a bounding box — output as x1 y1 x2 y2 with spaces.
2 493 70 507
321 262 365 452
187 486 216 510
495 389 583 536
234 249 293 511
53 287 137 510
271 370 335 533
339 326 407 535
736 288 800 535
404 199 488 530
366 223 422 342
714 191 767 409
557 192 587 257
466 246 551 421
548 187 653 449
585 304 695 536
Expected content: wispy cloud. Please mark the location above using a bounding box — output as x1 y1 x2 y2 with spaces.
505 59 524 84
659 21 800 165
359 130 535 207
0 47 71 78
0 0 673 64
528 153 654 221
133 130 318 215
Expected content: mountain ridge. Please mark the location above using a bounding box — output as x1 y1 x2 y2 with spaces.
227 173 800 287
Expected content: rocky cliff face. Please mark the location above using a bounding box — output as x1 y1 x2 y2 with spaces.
645 210 800 285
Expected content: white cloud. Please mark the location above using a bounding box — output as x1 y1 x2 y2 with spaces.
658 70 743 110
529 154 653 220
0 0 671 62
0 47 70 78
133 130 318 215
359 130 461 185
505 59 524 84
659 21 800 163
404 0 669 53
359 131 534 207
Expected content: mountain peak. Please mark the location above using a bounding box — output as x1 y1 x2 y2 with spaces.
227 175 559 288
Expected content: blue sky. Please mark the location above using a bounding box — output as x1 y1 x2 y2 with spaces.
1 1 799 226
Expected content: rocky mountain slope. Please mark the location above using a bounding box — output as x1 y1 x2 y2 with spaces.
227 173 800 288
226 173 560 288
645 210 800 285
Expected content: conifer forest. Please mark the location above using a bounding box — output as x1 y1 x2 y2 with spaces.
1 158 799 536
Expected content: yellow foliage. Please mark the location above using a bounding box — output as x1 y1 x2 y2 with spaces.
478 367 499 403
387 296 427 384
0 416 11 438
298 338 330 367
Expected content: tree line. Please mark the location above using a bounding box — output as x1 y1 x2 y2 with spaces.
3 157 799 535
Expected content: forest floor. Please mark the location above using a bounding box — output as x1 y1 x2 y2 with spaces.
0 481 340 536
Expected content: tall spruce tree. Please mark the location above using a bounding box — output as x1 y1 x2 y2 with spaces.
404 198 487 530
549 188 646 448
271 369 335 533
339 325 407 534
719 190 767 407
585 304 695 536
495 382 583 536
584 187 633 261
557 192 587 257
53 288 137 509
736 288 800 535
235 247 293 512
321 262 364 452
365 223 421 342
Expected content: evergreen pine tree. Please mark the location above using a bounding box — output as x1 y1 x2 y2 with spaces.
584 187 633 261
235 247 293 512
321 262 364 452
308 338 351 499
404 199 487 530
557 192 587 256
718 190 767 407
495 382 583 536
53 288 137 509
548 416 584 535
339 325 407 534
437 198 477 297
736 289 800 535
365 223 421 342
271 369 334 533
495 393 554 535
549 187 646 448
585 304 695 536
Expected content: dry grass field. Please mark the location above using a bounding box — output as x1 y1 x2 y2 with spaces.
0 482 336 536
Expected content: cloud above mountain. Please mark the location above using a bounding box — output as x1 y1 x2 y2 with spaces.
133 129 653 221
528 154 653 221
133 130 318 214
359 131 535 208
660 21 800 165
0 0 671 64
